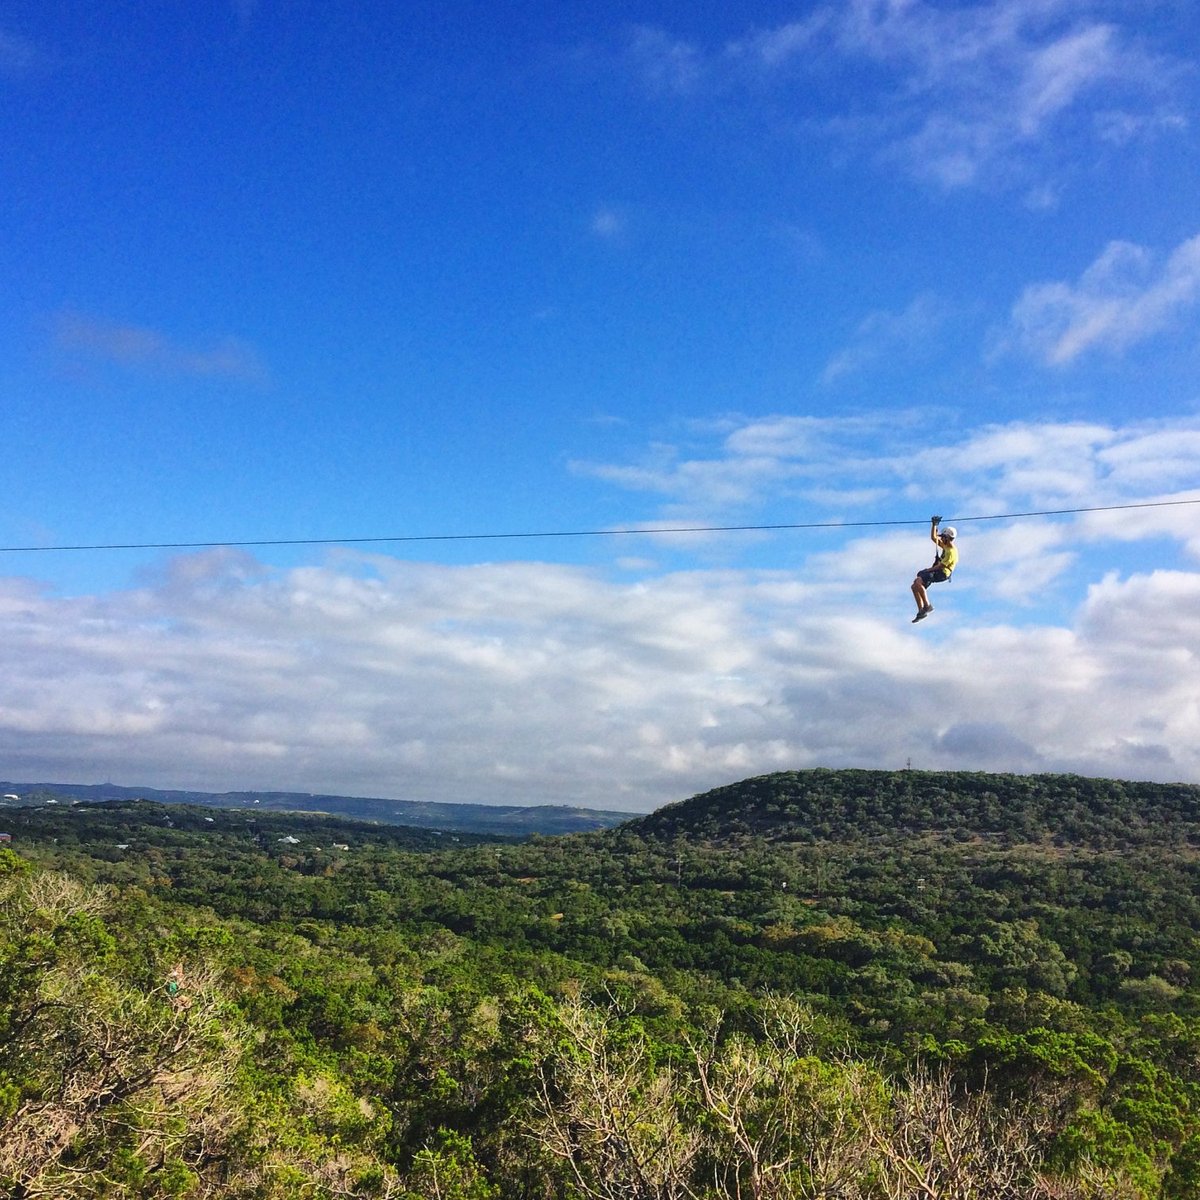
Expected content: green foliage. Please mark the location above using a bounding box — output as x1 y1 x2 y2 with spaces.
1163 1134 1200 1199
635 768 1200 849
6 768 1200 1196
969 1027 1119 1095
1050 1107 1160 1196
400 1129 499 1199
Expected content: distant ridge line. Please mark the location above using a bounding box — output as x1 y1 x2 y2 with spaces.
0 780 637 836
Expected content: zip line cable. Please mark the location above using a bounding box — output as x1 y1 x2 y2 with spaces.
1 496 1197 555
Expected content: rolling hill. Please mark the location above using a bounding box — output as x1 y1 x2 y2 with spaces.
628 767 1200 847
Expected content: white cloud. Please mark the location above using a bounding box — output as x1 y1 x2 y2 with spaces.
723 414 890 458
3 534 1200 812
1094 106 1187 147
1006 233 1200 364
822 293 945 382
629 2 1180 193
726 16 829 70
575 413 1200 526
572 412 918 516
572 441 798 512
1075 490 1200 560
829 1 1162 187
628 25 705 96
0 555 802 809
54 311 269 383
930 420 1115 505
1012 22 1119 136
1097 433 1200 489
4 413 1199 809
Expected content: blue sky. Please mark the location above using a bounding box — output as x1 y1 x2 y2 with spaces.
2 1 1199 810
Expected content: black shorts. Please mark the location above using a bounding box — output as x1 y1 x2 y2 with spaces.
917 567 950 587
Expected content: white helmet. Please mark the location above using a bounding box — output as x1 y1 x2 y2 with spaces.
941 526 957 540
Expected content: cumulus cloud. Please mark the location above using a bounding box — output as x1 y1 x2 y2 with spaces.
3 412 1198 809
54 312 269 383
628 1 1181 192
1006 233 1200 364
2 532 1200 812
0 554 802 810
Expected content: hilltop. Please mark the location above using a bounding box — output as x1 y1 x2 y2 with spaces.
628 767 1200 848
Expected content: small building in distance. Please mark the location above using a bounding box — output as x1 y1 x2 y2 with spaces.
0 833 11 843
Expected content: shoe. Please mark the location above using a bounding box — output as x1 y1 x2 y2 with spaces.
912 610 927 622
923 604 933 614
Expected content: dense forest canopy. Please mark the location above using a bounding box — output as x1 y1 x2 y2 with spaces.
632 768 1200 846
4 768 1200 1197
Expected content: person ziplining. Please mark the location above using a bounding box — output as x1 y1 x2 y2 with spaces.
911 515 957 623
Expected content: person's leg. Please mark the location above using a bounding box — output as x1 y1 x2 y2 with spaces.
912 575 927 613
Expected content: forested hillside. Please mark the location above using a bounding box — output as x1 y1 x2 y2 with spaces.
633 768 1200 846
4 770 1200 1197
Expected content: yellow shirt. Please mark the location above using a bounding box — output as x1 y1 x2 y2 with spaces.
937 542 958 573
